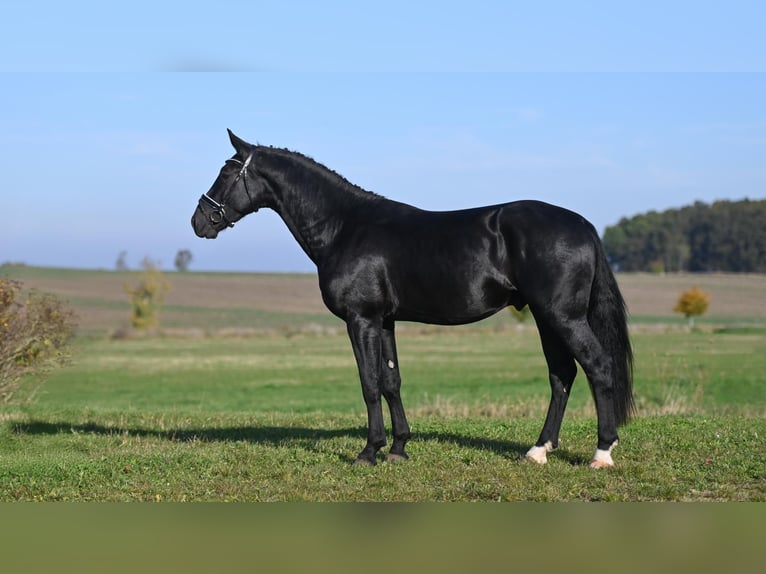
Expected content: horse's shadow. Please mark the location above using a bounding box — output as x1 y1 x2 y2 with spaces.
12 420 589 466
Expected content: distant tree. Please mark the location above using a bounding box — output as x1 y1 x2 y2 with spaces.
603 199 766 272
174 249 193 272
0 278 77 403
673 286 710 328
124 258 171 329
115 251 129 271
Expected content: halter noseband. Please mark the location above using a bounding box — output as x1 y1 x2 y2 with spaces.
198 147 256 228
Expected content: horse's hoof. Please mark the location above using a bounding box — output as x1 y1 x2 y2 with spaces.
385 452 409 463
353 457 376 467
525 441 553 465
590 442 617 468
525 453 547 465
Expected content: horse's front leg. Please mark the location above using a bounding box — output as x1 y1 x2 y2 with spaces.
381 320 411 462
346 314 387 465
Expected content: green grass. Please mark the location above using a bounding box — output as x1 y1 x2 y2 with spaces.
2 412 762 502
159 304 339 331
2 329 764 501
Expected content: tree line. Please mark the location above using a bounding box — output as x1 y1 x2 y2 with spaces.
602 198 766 272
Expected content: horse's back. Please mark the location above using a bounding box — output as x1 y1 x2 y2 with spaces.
320 202 511 322
498 200 598 239
318 198 601 324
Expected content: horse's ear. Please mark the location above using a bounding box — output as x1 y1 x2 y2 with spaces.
227 129 250 152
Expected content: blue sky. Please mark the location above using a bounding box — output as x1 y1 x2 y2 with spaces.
2 2 765 272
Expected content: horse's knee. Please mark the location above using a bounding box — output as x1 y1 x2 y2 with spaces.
380 372 402 399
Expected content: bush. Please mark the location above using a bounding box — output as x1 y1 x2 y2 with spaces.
124 259 171 329
508 304 531 325
0 278 77 404
673 285 711 328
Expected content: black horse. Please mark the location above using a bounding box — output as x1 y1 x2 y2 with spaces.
192 130 634 468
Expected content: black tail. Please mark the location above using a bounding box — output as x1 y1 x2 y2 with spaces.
587 242 635 426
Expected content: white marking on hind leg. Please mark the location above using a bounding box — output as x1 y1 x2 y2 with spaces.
590 440 618 469
526 441 554 464
387 360 395 369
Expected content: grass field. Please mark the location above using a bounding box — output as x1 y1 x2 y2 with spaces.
0 265 764 501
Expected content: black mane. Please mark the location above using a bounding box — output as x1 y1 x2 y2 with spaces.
257 146 386 204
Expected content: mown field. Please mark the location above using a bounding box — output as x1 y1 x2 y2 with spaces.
0 265 764 501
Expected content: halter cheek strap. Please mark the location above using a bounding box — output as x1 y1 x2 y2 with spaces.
198 147 256 228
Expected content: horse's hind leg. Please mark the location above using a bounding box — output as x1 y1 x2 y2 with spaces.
548 317 619 468
526 320 577 464
380 320 411 462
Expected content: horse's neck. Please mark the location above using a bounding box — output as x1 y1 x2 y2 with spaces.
259 150 373 266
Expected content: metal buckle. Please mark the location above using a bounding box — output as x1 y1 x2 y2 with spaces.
199 193 232 227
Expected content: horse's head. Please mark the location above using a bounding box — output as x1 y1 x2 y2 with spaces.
192 129 267 239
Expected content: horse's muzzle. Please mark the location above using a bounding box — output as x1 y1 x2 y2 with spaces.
191 210 219 239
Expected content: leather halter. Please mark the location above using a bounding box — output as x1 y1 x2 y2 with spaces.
198 147 256 228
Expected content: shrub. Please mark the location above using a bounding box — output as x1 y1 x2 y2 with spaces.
0 278 77 404
673 285 711 328
508 304 531 324
124 259 171 329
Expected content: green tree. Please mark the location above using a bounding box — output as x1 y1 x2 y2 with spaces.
603 199 766 272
